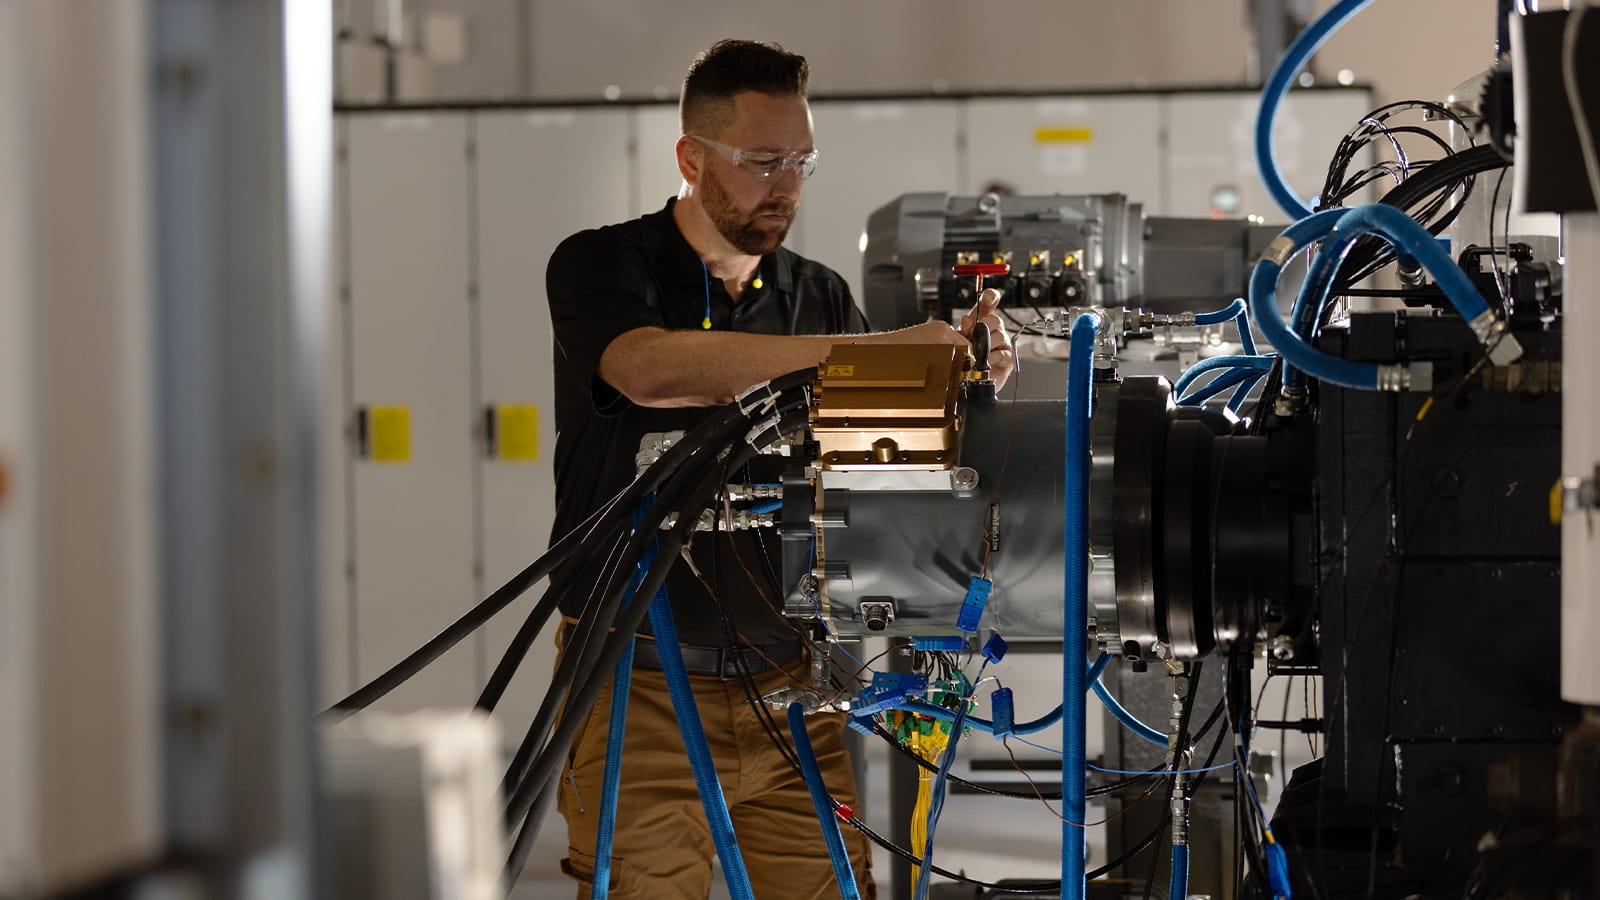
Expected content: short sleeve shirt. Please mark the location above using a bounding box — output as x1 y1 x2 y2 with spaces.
546 198 869 646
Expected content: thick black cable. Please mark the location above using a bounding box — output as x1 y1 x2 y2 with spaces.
330 369 816 715
500 404 791 801
496 389 813 805
503 448 753 882
504 408 811 881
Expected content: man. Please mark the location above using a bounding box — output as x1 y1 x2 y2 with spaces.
545 39 1012 899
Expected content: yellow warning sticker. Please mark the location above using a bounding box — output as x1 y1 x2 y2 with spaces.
370 407 411 463
825 364 856 377
1034 126 1094 144
497 405 539 462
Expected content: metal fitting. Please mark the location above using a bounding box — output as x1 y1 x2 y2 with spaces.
859 600 896 632
1260 235 1298 267
1270 634 1296 661
951 467 980 493
1468 311 1526 367
1375 364 1407 392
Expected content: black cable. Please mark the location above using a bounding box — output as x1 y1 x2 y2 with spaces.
327 374 806 714
504 407 811 882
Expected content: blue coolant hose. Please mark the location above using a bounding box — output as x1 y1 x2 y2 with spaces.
1061 312 1099 900
648 594 755 900
787 702 861 900
1256 0 1374 220
1171 843 1191 900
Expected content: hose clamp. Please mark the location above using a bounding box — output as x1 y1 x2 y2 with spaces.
1260 235 1298 268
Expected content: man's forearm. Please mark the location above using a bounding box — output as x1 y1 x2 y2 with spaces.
598 327 848 408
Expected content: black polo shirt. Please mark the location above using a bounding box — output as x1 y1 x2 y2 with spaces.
546 198 869 647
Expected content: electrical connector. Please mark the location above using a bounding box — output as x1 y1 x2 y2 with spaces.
990 687 1015 739
982 632 1008 664
845 715 876 737
956 576 993 633
853 672 928 715
1265 834 1293 899
911 635 966 653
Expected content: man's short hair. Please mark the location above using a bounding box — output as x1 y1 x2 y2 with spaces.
680 39 809 138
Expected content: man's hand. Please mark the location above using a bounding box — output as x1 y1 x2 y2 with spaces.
959 288 1016 389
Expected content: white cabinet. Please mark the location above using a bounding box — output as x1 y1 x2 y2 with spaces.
344 113 479 712
804 100 962 304
966 96 1164 204
473 108 632 735
1164 90 1374 220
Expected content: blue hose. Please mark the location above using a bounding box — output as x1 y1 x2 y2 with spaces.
592 502 658 899
1062 313 1098 900
1277 203 1503 389
786 702 861 900
1227 371 1268 413
647 596 755 900
591 638 635 900
1170 843 1190 900
1177 366 1264 408
1256 0 1374 220
1171 355 1276 398
1089 678 1168 746
1250 210 1388 390
1193 297 1247 326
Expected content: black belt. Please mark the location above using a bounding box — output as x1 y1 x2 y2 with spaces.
561 623 805 680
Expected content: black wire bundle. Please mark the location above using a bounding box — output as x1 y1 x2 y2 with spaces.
325 367 820 886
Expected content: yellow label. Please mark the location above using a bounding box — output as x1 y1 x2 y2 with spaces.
370 407 411 462
497 405 539 462
1034 126 1094 144
825 364 856 377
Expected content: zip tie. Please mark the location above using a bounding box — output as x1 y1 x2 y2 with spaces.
735 380 780 415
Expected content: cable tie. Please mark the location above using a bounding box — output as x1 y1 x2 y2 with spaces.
735 380 780 415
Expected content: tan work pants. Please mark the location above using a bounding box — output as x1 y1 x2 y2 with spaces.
556 640 876 899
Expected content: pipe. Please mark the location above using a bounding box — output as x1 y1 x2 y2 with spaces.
648 594 756 900
1171 355 1276 398
787 703 862 900
1062 312 1099 900
1256 0 1375 220
1169 844 1190 900
1564 212 1600 704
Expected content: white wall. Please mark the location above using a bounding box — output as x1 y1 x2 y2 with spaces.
509 0 1492 107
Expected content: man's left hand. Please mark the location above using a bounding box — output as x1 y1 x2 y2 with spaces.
958 288 1016 389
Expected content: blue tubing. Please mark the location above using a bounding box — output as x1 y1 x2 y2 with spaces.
1170 844 1190 900
1062 313 1098 900
746 500 781 515
1172 355 1276 398
1089 678 1169 747
1281 203 1500 389
1227 371 1268 413
1237 306 1260 357
1193 297 1247 326
787 703 861 900
593 502 659 899
591 638 635 900
1256 0 1374 220
647 596 756 900
1177 366 1263 407
1250 211 1386 390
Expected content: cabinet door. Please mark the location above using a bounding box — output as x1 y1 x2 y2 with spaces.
346 113 478 712
804 100 962 305
474 109 633 737
965 96 1164 204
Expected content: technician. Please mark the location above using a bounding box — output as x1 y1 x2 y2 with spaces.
545 39 1013 899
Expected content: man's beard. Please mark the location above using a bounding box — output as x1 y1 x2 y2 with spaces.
700 168 796 256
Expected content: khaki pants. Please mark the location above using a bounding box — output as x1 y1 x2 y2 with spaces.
556 638 876 900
